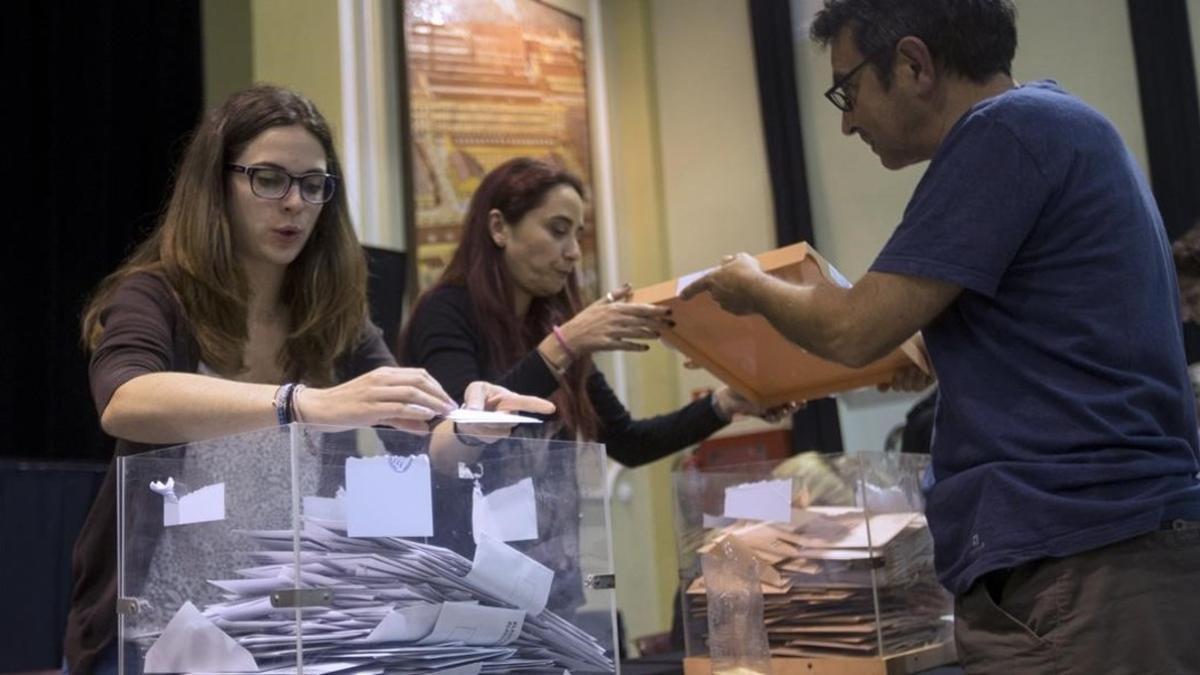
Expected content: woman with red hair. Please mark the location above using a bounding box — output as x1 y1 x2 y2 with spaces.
404 157 783 461
401 157 789 613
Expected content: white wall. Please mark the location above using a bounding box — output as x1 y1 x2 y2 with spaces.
586 0 784 645
1009 0 1149 172
790 0 1155 452
649 0 777 403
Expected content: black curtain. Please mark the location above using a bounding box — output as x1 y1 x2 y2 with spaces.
364 245 409 359
1127 0 1200 361
748 0 845 454
2 1 204 461
1 2 202 669
0 460 108 671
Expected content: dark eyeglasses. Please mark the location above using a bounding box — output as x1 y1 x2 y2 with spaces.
227 164 338 205
824 48 886 113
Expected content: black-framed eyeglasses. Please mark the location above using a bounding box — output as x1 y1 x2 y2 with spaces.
824 48 886 113
227 164 338 204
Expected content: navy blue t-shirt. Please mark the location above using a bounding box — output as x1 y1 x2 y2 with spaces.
871 80 1200 595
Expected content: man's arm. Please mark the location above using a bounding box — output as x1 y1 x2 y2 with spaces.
680 253 961 367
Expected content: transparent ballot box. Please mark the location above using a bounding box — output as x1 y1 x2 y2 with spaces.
117 423 618 674
673 453 955 675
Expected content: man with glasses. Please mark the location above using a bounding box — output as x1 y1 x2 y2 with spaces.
683 0 1200 672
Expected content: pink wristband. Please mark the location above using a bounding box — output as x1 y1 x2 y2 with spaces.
551 325 577 361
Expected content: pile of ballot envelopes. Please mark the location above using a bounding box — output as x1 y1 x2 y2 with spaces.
135 513 613 675
686 507 951 659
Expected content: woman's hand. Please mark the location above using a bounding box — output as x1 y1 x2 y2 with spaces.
430 382 557 460
546 284 673 362
462 381 557 415
295 366 457 431
712 386 801 423
452 381 557 440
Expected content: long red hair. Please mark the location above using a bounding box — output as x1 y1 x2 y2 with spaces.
407 157 598 440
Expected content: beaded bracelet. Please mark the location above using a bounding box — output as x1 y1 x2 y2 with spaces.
273 383 296 426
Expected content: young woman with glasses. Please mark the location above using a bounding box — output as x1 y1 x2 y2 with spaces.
64 85 552 675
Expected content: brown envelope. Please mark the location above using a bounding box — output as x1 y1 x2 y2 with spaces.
631 242 929 406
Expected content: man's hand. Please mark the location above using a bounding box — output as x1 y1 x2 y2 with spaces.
679 253 766 315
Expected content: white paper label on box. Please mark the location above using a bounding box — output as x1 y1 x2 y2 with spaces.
345 454 433 538
163 482 226 527
473 477 539 543
723 478 793 524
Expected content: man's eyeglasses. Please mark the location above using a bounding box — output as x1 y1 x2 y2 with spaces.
824 48 885 113
227 164 338 205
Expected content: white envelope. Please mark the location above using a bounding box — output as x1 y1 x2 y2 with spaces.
143 601 258 672
447 409 543 425
464 536 553 615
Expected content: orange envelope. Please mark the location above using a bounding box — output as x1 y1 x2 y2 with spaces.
631 242 928 406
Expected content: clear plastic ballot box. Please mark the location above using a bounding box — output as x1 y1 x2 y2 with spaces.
116 423 618 674
673 452 956 675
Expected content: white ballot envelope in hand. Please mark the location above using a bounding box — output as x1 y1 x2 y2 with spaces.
446 409 543 425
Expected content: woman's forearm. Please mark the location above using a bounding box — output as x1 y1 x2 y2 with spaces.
100 372 278 444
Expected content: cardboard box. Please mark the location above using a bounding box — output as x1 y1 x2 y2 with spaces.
632 243 927 406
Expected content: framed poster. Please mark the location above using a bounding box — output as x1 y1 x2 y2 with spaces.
399 0 599 299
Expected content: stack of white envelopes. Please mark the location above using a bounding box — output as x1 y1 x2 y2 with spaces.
138 516 613 675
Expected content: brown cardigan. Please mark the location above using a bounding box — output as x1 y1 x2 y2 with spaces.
64 271 395 673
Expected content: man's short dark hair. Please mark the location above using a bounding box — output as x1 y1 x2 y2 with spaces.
810 0 1017 87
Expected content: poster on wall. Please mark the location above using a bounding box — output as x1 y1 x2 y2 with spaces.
400 0 599 299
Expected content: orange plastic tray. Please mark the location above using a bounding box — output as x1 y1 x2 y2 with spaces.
632 242 926 406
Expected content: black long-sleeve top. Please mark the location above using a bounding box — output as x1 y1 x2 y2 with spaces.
403 285 728 467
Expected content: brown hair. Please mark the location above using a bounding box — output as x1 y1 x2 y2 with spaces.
81 84 367 386
404 157 598 439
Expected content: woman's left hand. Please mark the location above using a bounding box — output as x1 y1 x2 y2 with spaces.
712 386 801 423
453 381 557 441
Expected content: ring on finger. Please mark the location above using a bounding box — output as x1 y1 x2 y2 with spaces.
605 291 616 304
